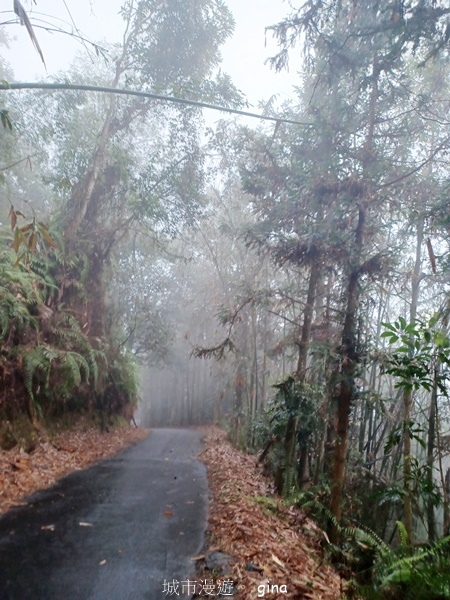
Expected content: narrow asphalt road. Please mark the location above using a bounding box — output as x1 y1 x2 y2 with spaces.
0 429 208 600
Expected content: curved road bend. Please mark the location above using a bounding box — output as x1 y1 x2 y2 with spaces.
0 428 208 600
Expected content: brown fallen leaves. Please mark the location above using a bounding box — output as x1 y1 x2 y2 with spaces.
1 423 343 599
0 424 148 515
200 427 343 600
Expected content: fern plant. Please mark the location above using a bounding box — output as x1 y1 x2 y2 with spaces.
50 314 101 386
23 344 90 401
356 525 450 599
0 251 42 341
334 520 450 600
0 220 137 426
291 489 450 600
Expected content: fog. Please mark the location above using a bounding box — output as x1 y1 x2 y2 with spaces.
3 0 450 547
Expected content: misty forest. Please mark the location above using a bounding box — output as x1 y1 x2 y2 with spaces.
3 0 450 597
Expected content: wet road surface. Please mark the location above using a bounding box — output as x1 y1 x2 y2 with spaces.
0 429 208 600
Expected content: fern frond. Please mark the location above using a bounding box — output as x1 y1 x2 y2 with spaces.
396 520 409 549
62 352 82 388
23 345 53 398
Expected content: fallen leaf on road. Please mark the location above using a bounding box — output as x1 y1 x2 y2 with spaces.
99 559 106 565
10 459 29 471
163 511 173 516
79 522 93 527
271 553 285 568
41 524 55 531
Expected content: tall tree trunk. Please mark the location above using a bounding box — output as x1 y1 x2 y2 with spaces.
281 257 321 494
402 387 414 543
329 205 365 543
232 359 246 446
328 54 378 542
403 214 424 544
85 251 107 339
427 365 438 542
435 395 450 535
318 272 336 482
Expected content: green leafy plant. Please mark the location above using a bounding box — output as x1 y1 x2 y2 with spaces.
0 243 108 420
291 486 450 600
23 344 90 400
355 523 450 599
8 206 57 266
380 316 450 543
381 316 450 393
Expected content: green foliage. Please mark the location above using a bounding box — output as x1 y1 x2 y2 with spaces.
384 421 426 454
381 317 450 394
7 206 57 267
291 493 450 600
381 429 442 509
0 240 112 420
250 496 279 513
251 376 323 492
252 389 289 443
23 344 90 400
0 257 40 339
271 377 321 433
353 525 450 600
95 350 139 420
289 486 338 533
121 0 235 90
0 108 13 130
281 462 296 496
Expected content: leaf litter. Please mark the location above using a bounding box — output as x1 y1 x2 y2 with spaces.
0 424 148 515
1 424 343 598
199 427 342 600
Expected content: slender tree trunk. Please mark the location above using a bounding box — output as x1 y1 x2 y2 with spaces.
233 359 246 446
85 252 107 338
320 273 337 481
281 257 321 494
403 214 424 543
329 205 366 543
250 305 258 443
435 396 450 535
427 365 438 542
402 387 414 543
329 54 375 542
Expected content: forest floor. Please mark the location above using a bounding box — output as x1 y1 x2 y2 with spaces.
0 423 343 599
199 427 343 600
0 421 148 515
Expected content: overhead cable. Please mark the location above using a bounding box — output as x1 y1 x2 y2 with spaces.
0 82 310 127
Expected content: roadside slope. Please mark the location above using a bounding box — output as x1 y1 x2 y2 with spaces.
0 424 148 515
200 428 342 600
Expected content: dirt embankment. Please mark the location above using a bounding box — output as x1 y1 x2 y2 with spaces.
200 427 342 600
0 424 148 515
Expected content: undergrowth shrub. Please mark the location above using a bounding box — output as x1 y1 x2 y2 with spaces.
0 242 138 433
291 489 450 600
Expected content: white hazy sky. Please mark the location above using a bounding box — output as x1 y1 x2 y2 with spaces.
2 0 300 110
